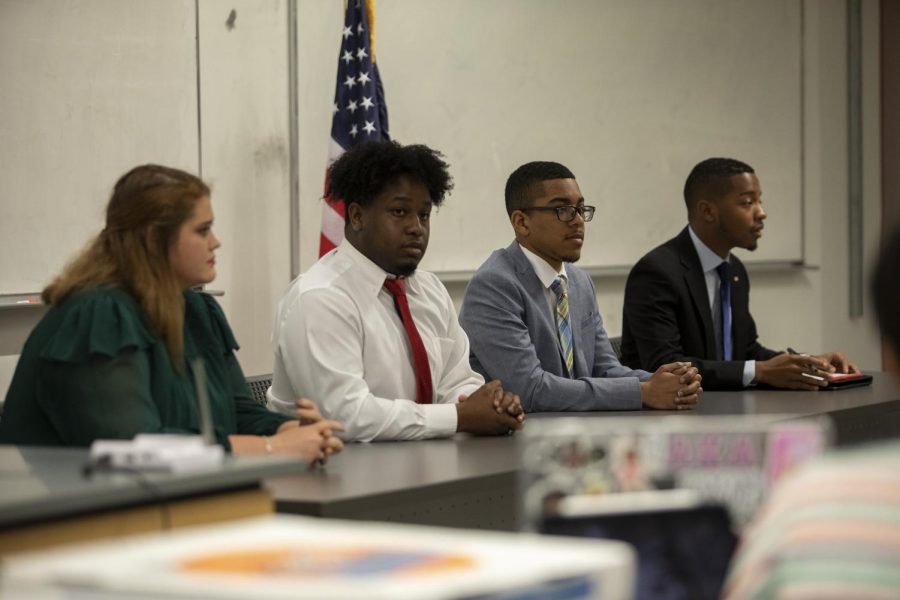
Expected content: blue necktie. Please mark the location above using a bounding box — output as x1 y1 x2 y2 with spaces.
716 261 733 361
550 276 574 377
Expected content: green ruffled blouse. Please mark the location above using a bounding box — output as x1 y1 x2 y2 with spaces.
0 287 291 449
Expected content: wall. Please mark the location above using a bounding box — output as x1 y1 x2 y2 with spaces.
296 0 805 274
399 0 804 273
197 0 293 378
0 0 200 294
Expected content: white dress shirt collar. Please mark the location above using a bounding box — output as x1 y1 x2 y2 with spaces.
688 226 728 274
338 239 423 297
519 243 568 288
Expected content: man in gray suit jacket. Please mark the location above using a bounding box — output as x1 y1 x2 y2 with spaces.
459 161 702 412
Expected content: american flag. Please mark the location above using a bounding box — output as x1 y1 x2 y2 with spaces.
319 0 390 256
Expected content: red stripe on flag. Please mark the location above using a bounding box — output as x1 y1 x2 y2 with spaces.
319 233 337 256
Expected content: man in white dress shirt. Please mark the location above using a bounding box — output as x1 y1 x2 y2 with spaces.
268 141 524 442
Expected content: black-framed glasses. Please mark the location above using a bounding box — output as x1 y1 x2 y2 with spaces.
520 205 596 222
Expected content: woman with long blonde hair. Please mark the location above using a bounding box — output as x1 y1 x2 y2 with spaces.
0 165 343 464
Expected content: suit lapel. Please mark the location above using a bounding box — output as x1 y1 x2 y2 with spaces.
676 229 718 358
507 242 570 371
566 272 589 377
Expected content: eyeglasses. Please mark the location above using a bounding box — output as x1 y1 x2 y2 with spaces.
520 205 596 222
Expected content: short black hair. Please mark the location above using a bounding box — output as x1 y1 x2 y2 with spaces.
325 141 453 222
505 161 576 216
683 158 755 214
873 227 900 354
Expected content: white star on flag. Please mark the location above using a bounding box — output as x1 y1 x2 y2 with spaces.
363 120 376 135
356 47 368 60
343 75 357 89
342 26 353 39
341 50 353 64
347 99 358 114
360 96 374 110
349 124 359 137
358 71 371 85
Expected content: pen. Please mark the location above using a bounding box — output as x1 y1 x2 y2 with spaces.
788 347 826 377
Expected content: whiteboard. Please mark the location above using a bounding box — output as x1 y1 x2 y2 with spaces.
367 0 803 274
0 0 199 294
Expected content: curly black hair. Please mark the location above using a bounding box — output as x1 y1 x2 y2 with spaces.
325 141 453 222
683 157 755 214
504 161 576 217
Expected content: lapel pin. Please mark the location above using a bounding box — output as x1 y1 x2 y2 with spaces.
733 275 739 283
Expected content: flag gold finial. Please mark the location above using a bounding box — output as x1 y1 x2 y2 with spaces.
365 0 377 62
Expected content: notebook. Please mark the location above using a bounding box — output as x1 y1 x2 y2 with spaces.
822 372 873 390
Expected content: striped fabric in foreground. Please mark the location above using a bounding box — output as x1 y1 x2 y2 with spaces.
723 440 900 599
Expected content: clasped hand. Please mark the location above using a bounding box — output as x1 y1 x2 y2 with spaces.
457 380 525 435
641 362 703 410
268 398 345 466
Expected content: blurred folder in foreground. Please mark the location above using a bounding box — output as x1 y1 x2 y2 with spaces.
2 514 634 600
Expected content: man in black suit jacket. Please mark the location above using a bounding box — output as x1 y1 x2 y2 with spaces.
621 158 857 390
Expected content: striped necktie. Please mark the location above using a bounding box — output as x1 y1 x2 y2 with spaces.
550 276 574 377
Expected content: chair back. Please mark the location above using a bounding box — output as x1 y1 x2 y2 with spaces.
245 374 273 406
609 336 623 359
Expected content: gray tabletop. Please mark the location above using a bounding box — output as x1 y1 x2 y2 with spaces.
671 371 898 419
529 372 900 445
269 373 900 529
267 435 523 529
0 446 307 529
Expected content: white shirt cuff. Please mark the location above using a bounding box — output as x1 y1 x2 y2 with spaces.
266 390 295 416
743 361 756 387
425 403 458 438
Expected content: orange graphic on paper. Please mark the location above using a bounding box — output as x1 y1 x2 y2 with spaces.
180 546 475 578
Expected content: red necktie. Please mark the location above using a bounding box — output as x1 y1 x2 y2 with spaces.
383 278 434 404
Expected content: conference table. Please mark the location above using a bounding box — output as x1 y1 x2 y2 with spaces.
267 372 900 531
3 375 895 551
0 446 307 555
